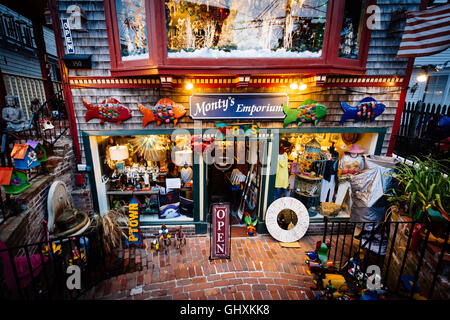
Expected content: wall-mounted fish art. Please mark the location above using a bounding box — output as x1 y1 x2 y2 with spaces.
138 98 186 127
340 97 386 125
83 98 132 125
282 99 327 127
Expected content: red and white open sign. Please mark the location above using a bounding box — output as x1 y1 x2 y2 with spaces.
210 203 230 259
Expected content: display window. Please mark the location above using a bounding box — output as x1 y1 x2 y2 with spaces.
276 132 379 220
164 0 328 58
95 134 194 222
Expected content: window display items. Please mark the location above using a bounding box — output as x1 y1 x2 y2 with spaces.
339 97 386 125
138 98 186 127
165 0 327 58
340 144 365 176
282 99 327 127
265 197 309 243
293 138 326 213
83 98 132 125
115 0 149 61
109 145 129 172
274 142 290 200
320 143 339 203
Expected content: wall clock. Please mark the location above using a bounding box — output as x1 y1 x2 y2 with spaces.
265 197 309 243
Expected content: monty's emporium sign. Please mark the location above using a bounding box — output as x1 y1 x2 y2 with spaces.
190 94 287 120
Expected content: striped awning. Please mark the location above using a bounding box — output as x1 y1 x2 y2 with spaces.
396 4 450 58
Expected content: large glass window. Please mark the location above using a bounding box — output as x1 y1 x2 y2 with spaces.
339 0 365 59
165 0 328 58
115 0 149 61
97 134 194 222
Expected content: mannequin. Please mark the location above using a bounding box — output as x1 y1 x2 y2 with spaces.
320 142 339 202
274 144 289 200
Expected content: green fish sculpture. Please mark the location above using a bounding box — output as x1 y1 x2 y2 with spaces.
283 99 327 127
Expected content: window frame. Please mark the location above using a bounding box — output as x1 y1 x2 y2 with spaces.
105 0 375 76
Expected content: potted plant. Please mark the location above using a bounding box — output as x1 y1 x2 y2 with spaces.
91 208 129 255
386 156 449 245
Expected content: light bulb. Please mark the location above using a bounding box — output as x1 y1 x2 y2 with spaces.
289 82 298 90
299 83 307 90
185 82 194 90
417 74 428 83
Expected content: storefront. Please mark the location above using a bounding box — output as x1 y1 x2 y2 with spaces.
53 0 420 234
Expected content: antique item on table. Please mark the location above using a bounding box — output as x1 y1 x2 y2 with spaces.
2 95 28 132
282 100 327 127
11 143 40 170
109 145 129 172
180 164 193 184
339 97 386 124
293 138 326 212
138 98 186 127
83 97 132 125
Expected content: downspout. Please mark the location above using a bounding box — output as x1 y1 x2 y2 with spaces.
48 0 81 163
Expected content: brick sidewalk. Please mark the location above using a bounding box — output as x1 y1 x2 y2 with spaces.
81 234 323 300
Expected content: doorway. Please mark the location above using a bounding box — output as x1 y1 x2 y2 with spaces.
206 137 266 227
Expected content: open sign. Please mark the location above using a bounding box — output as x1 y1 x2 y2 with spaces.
210 203 230 259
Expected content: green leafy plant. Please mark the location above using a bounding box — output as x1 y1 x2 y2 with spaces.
387 156 450 222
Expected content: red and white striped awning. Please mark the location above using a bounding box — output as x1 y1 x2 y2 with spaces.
396 4 450 58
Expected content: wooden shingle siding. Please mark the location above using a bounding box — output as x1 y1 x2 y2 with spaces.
57 0 111 77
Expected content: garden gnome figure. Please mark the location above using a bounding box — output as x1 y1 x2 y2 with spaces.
2 95 28 132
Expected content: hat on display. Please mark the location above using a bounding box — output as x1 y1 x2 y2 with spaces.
348 144 366 154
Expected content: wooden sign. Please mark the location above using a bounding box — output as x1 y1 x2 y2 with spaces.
210 203 231 259
125 196 145 248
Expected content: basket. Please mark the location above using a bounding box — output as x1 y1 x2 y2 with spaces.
320 202 341 217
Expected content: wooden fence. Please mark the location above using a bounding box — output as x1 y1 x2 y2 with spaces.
2 73 62 120
394 101 450 159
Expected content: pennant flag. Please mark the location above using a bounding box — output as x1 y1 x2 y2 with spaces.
396 4 450 58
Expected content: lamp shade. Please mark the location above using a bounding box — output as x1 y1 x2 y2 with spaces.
109 145 129 161
174 150 193 166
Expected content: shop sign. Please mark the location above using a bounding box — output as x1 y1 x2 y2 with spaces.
125 196 145 248
61 18 75 54
210 203 230 259
190 94 287 120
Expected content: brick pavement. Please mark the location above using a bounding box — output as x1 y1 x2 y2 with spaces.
81 234 323 300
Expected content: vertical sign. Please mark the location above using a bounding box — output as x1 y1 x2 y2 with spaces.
210 203 230 259
61 18 75 54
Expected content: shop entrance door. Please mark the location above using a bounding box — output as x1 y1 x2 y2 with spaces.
206 137 266 225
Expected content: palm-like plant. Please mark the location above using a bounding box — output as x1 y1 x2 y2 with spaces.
387 157 450 223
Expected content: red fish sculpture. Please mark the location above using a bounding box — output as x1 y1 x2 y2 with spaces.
138 98 186 127
83 98 132 125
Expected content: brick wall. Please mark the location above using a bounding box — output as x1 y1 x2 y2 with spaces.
0 136 91 249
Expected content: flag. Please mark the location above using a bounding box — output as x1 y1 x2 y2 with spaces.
396 4 450 58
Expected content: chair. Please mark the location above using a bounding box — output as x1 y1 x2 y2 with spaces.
0 240 48 293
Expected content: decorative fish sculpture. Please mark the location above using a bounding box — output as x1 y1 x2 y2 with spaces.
340 97 385 125
282 99 327 127
138 98 186 126
83 98 132 125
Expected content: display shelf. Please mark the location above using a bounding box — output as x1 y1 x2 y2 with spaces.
106 190 160 195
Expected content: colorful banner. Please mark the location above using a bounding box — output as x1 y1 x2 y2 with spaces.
190 94 287 120
210 203 231 259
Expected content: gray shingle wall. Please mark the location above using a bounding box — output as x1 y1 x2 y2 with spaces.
55 0 419 162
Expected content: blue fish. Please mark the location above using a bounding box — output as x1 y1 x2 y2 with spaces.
340 97 386 125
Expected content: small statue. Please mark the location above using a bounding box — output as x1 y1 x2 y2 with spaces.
2 95 28 132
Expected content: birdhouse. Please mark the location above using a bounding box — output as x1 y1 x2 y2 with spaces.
0 167 31 194
11 143 40 170
26 140 47 162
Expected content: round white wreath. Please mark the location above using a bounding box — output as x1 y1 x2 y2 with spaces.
265 197 310 242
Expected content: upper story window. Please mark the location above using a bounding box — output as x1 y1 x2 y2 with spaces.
104 0 374 76
115 0 149 61
165 0 328 59
339 0 365 59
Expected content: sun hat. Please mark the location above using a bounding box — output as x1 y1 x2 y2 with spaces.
347 144 366 154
